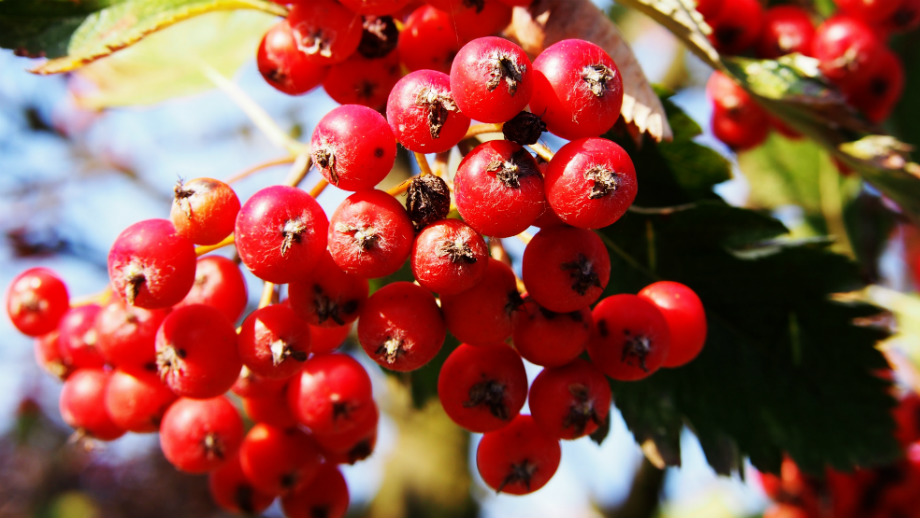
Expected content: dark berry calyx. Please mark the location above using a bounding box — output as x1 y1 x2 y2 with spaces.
202 431 226 460
375 336 407 365
155 343 187 379
438 238 478 264
406 174 451 231
483 51 526 96
173 179 195 217
497 460 538 493
581 63 617 97
312 285 354 326
464 0 486 12
561 384 602 437
313 144 338 184
334 222 379 251
464 379 511 420
415 87 459 139
280 218 309 256
622 329 652 372
358 15 398 58
486 148 538 189
560 254 602 295
503 111 546 145
269 338 308 366
295 26 333 58
584 165 619 199
120 262 147 306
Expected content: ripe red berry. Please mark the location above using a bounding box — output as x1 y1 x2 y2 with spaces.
313 402 379 464
836 0 900 25
155 304 242 398
235 185 329 284
587 294 671 381
528 358 612 440
242 380 298 429
338 0 411 15
707 0 764 55
521 226 610 313
322 51 402 111
34 330 72 380
449 36 533 123
280 462 350 518
239 423 323 495
59 368 126 441
454 139 546 238
232 366 289 399
357 281 446 371
842 46 905 123
311 104 397 191
170 177 240 246
694 0 724 20
544 137 637 229
287 0 363 66
706 71 770 151
176 255 248 324
6 267 70 337
287 353 375 436
288 251 369 327
56 304 106 370
638 281 707 368
107 218 197 309
308 322 351 354
511 297 591 367
95 299 168 372
755 6 816 59
159 396 245 473
476 414 561 494
812 15 885 89
104 368 177 433
450 0 513 42
440 258 522 346
208 454 277 515
257 18 329 96
327 189 414 278
238 303 311 380
410 218 489 294
438 342 528 432
386 69 471 153
397 5 461 74
529 39 623 141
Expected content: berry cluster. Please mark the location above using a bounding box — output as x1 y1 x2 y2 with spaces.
5 5 713 515
699 0 915 151
756 391 920 518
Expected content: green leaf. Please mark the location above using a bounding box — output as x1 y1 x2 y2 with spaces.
600 202 901 475
0 0 285 74
72 10 275 108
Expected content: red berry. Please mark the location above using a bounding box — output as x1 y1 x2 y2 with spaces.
842 46 904 123
235 185 328 284
308 322 351 354
544 137 637 229
812 15 886 89
243 380 299 429
287 353 375 436
313 401 379 464
397 5 461 73
257 18 329 96
708 0 764 55
56 304 106 370
449 36 533 123
638 281 708 368
476 414 561 494
438 342 528 432
155 304 242 399
323 51 402 111
521 226 610 313
528 358 611 440
694 0 724 20
386 69 471 153
339 0 412 15
755 6 816 59
288 0 363 66
104 368 177 433
208 454 277 515
176 255 248 324
711 103 770 151
327 189 414 278
232 366 289 399
170 177 240 246
357 281 446 371
836 0 900 25
587 294 671 381
454 139 546 238
281 462 350 518
529 39 623 141
311 104 397 191
449 0 513 42
239 423 323 495
238 303 311 380
95 298 168 373
59 368 126 441
440 258 522 346
410 218 489 294
34 330 72 380
6 267 69 337
288 251 369 327
159 396 244 473
511 297 591 367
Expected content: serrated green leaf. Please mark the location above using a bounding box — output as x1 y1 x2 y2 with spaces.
72 10 275 108
0 0 285 73
600 202 901 475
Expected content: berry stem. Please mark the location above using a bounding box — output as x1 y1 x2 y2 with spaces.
465 123 504 138
225 156 294 184
195 234 236 256
284 151 313 188
387 178 412 197
258 282 276 309
309 178 329 199
527 142 554 162
414 152 434 177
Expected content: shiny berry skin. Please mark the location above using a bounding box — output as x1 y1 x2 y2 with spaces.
107 218 197 309
155 304 242 399
441 258 522 346
34 330 72 380
454 140 545 238
544 137 637 229
327 189 414 278
311 104 397 191
755 6 815 59
842 46 905 123
323 51 402 111
59 368 126 441
707 0 764 55
836 0 900 25
638 281 707 368
397 5 461 73
242 379 298 429
239 423 323 495
308 322 351 354
358 281 446 371
176 255 248 324
170 177 240 245
410 218 489 294
449 36 533 123
528 358 611 440
511 297 591 367
694 0 724 19
521 226 610 313
159 396 245 474
104 368 177 433
258 18 329 96
232 367 289 399
288 251 369 327
386 69 471 153
56 303 106 370
281 462 350 518
438 342 528 432
587 294 671 381
812 15 885 89
288 0 363 66
706 71 769 151
313 401 378 464
287 353 375 436
476 414 561 494
235 185 329 284
529 39 623 141
208 454 276 515
238 304 311 380
95 299 168 373
339 0 412 15
450 0 513 42
6 267 69 337
883 0 920 33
